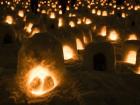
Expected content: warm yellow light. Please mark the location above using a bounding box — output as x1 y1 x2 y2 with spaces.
99 26 107 37
41 10 46 14
66 6 70 11
102 11 108 16
127 34 137 40
5 15 14 24
122 13 126 18
26 66 58 97
63 45 74 60
11 6 15 10
92 9 96 14
85 18 92 25
69 21 76 28
76 38 84 50
77 18 82 24
50 12 55 19
108 30 119 41
59 10 62 15
58 17 64 27
125 50 137 65
97 10 101 16
18 10 24 18
24 23 33 33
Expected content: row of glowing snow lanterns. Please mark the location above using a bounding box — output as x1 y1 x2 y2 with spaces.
88 0 140 18
97 25 139 66
88 0 140 11
1 0 140 100
0 0 83 14
3 11 140 67
4 16 140 99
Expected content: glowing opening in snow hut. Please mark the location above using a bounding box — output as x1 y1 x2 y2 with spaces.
84 18 92 25
108 30 119 41
99 26 107 37
102 11 108 16
63 45 74 60
77 18 82 25
69 21 76 28
58 17 64 27
18 10 24 18
92 9 96 14
127 34 137 40
5 15 14 24
97 10 101 16
24 65 58 97
76 38 84 50
49 12 56 19
125 50 137 65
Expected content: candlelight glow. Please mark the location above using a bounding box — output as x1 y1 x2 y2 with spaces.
102 11 108 16
69 21 76 28
92 9 96 14
58 17 64 27
76 38 84 50
25 65 58 97
50 12 56 19
77 18 82 24
5 15 14 24
125 50 137 65
84 18 92 25
99 26 107 37
108 30 119 41
18 10 24 18
63 45 74 60
24 23 33 33
127 34 137 40
122 13 126 18
97 10 101 16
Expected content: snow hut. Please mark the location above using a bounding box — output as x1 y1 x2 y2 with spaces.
83 42 116 72
17 32 64 97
